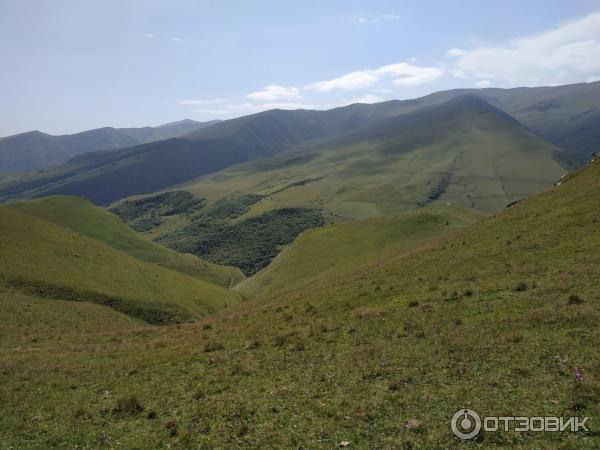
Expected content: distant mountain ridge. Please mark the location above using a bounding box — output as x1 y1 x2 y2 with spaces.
0 119 220 173
0 81 598 205
0 104 406 204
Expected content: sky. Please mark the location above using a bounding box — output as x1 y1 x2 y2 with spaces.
1 0 600 136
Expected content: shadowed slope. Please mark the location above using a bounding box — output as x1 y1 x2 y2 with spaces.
0 120 218 173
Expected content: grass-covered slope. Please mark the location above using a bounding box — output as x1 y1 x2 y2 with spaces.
182 95 565 217
237 205 481 300
1 159 598 448
0 206 240 323
8 195 243 287
110 191 325 276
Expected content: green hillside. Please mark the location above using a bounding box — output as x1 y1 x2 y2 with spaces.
237 205 481 300
0 206 240 324
110 191 325 276
105 95 565 276
181 95 565 217
9 195 243 287
2 145 598 448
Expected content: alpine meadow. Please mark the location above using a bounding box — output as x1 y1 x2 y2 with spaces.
1 2 600 449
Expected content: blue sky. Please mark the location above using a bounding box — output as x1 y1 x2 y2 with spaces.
1 0 600 135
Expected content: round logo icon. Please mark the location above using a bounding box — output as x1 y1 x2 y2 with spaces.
451 409 482 440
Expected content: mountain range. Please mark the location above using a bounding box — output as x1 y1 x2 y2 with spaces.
0 81 598 208
0 119 219 173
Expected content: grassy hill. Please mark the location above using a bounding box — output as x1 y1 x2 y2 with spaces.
179 95 565 217
0 206 240 324
105 95 565 276
110 191 325 276
8 195 243 287
0 119 218 173
237 205 481 300
1 144 598 448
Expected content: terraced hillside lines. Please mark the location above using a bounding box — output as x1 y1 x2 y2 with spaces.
237 205 482 300
9 195 244 287
0 206 241 324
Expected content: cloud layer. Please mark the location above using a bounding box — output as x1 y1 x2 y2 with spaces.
246 85 302 101
180 11 600 120
306 62 444 92
449 11 600 86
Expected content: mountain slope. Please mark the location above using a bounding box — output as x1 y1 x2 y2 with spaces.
8 196 243 287
236 205 481 300
2 143 599 448
179 95 565 216
105 95 564 276
0 119 218 173
0 206 240 323
0 105 405 204
365 80 600 165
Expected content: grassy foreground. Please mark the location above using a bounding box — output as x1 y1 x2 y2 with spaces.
1 159 599 448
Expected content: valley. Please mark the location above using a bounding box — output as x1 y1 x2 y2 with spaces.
1 80 599 448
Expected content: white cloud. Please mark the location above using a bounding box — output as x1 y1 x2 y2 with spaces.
178 98 228 105
344 94 384 104
171 37 183 42
144 33 154 38
446 48 465 57
452 11 600 86
307 62 443 92
475 80 492 88
246 85 302 101
358 17 367 24
379 63 444 87
307 71 379 92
